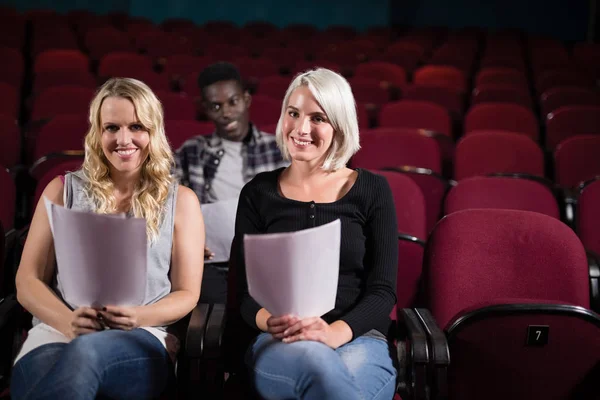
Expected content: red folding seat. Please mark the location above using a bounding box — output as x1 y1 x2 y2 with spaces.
33 49 89 75
85 27 134 61
164 55 213 81
352 128 447 232
376 170 427 309
376 46 422 75
32 158 84 211
33 69 97 94
30 114 88 180
475 67 528 88
30 86 95 122
540 86 600 119
577 177 600 312
135 31 194 59
379 100 452 137
260 47 307 73
471 83 532 109
348 77 390 107
402 84 465 119
417 208 599 400
233 57 279 85
464 103 538 141
353 61 406 89
290 60 341 75
0 167 16 231
573 43 600 80
535 68 595 95
98 52 154 80
126 71 172 92
0 47 24 87
546 105 600 151
181 72 200 99
199 43 250 61
0 15 25 49
0 82 19 118
413 65 467 93
156 91 196 121
554 135 600 188
165 120 215 150
454 131 544 180
249 95 281 127
445 176 559 218
0 114 20 168
256 75 290 101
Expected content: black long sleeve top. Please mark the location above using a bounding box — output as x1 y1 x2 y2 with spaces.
232 167 398 339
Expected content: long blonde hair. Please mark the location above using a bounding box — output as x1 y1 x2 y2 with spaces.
82 77 173 243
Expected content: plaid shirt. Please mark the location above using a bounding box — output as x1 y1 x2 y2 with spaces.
173 124 288 204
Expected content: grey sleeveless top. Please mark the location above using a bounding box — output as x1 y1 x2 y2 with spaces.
33 170 178 331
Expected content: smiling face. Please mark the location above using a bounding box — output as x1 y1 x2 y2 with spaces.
281 85 335 167
202 80 251 142
100 96 150 177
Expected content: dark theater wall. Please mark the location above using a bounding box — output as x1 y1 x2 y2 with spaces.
391 0 590 42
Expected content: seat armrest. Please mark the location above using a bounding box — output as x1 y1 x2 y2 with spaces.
203 303 226 359
414 308 450 400
0 294 18 330
397 308 430 400
587 251 600 313
185 303 210 359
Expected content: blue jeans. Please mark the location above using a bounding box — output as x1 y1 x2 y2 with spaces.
246 332 397 400
10 328 173 400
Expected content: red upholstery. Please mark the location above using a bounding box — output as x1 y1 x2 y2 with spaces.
0 82 19 118
33 49 89 75
353 129 445 232
234 57 280 83
540 86 600 119
0 46 24 87
165 120 214 150
0 114 20 168
33 159 84 209
413 65 467 93
546 105 600 151
354 62 407 88
475 67 528 88
471 84 532 109
454 131 544 180
535 68 595 95
0 168 15 230
425 209 590 327
578 178 600 256
376 170 426 309
464 103 538 140
554 135 600 187
30 86 95 122
402 84 465 118
33 69 97 94
256 75 289 102
249 95 281 127
156 91 196 121
348 77 390 107
444 176 559 218
85 27 134 60
379 100 452 137
423 209 596 400
164 55 213 79
98 52 154 79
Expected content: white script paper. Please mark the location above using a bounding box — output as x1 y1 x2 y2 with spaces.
244 219 341 318
44 197 147 308
201 199 238 263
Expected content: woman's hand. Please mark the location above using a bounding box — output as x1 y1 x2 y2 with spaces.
204 246 215 261
67 307 103 339
98 306 141 331
266 314 299 339
281 317 352 349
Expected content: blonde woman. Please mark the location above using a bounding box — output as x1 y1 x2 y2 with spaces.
233 69 398 399
12 78 204 399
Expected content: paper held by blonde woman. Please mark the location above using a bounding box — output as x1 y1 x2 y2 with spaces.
244 219 341 318
44 197 147 309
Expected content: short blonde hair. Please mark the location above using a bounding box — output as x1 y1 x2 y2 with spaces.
275 68 361 171
82 77 173 243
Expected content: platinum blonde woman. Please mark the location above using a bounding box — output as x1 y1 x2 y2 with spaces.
233 69 398 400
11 78 205 399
